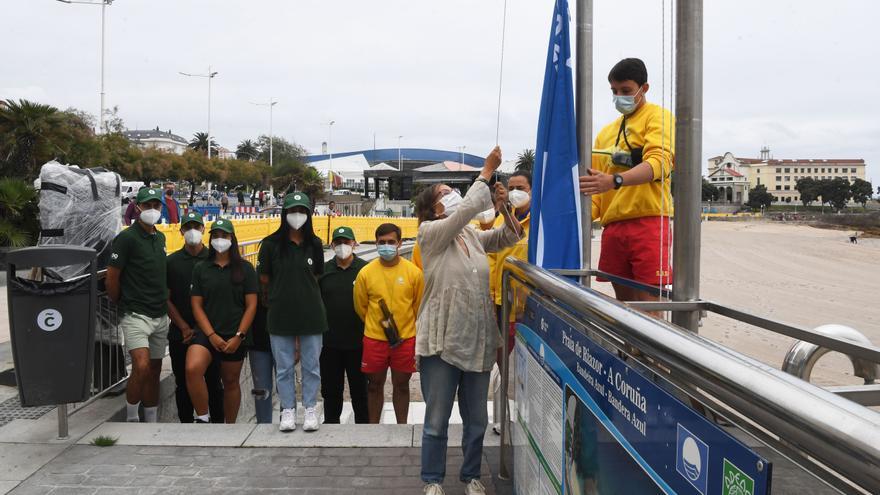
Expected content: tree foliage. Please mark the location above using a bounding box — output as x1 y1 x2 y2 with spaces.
701 178 719 201
818 178 853 212
236 139 258 161
849 178 873 207
746 184 774 210
0 177 39 247
515 149 535 173
188 132 219 156
795 177 819 206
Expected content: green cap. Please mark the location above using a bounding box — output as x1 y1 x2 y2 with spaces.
181 211 204 226
331 226 356 242
283 192 311 210
210 218 235 234
136 187 163 204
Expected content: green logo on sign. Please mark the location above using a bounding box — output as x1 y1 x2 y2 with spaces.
722 459 754 495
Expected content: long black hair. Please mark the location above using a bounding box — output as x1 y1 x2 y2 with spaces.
208 232 247 284
268 201 323 275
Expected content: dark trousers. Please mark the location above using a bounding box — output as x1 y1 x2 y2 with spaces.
319 346 368 424
169 339 223 423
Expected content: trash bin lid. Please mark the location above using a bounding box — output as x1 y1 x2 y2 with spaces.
6 245 97 269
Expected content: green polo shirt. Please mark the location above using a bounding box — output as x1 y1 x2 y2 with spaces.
256 235 328 336
190 259 259 340
166 245 209 341
319 256 368 350
109 221 168 318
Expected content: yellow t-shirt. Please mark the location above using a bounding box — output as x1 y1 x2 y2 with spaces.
491 209 530 307
591 102 675 226
353 258 424 341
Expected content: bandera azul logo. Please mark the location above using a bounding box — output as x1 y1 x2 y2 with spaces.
676 423 709 494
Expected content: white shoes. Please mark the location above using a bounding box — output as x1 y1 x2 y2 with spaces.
464 479 486 495
423 483 444 495
302 407 320 432
279 408 296 432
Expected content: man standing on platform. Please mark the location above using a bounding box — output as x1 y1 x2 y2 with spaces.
354 223 424 424
319 226 369 424
106 187 169 422
579 58 675 306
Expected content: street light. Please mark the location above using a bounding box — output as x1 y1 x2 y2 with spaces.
56 0 113 134
327 120 335 191
179 66 219 158
458 145 467 171
398 135 403 171
250 98 278 167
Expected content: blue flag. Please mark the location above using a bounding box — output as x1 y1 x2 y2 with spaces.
528 0 582 270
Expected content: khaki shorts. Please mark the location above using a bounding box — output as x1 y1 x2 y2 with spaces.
121 313 169 359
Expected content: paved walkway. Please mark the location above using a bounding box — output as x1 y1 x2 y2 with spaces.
8 444 510 494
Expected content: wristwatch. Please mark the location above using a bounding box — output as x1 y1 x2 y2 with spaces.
612 173 624 190
235 331 246 340
475 177 490 185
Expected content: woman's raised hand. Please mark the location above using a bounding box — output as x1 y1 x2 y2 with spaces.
481 146 502 180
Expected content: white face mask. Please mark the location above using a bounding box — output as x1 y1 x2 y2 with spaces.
508 189 531 209
439 191 463 216
139 207 161 226
475 208 496 224
183 229 203 246
211 238 232 253
334 243 353 260
286 212 308 230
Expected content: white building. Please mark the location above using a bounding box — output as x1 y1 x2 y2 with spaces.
707 148 868 204
309 154 371 191
123 127 188 155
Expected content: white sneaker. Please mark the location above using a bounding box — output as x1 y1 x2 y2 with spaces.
279 408 296 432
423 483 444 495
302 407 319 432
464 479 486 495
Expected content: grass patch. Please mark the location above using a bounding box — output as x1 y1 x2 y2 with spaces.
90 435 118 447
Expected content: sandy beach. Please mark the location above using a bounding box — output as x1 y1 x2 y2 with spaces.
590 220 880 387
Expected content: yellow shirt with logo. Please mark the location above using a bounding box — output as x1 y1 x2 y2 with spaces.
591 102 675 226
353 258 424 341
490 209 530 307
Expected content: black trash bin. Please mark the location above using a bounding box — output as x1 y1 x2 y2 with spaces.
6 246 97 407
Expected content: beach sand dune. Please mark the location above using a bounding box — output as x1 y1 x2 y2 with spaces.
592 221 880 387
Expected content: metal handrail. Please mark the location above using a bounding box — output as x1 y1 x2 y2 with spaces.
499 257 880 494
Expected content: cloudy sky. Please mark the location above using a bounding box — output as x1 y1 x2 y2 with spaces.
2 0 878 184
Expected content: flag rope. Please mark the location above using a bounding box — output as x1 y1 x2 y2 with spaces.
495 0 509 146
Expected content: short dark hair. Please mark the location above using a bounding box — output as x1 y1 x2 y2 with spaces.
509 170 532 187
608 58 648 86
375 222 401 241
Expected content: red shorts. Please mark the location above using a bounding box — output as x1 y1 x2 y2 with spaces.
597 216 672 286
361 336 417 374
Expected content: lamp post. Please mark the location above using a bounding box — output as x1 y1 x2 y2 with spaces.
327 121 336 191
179 66 219 158
458 145 466 170
56 0 113 134
251 98 278 167
397 135 403 171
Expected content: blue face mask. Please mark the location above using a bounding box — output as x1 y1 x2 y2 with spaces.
613 87 643 115
377 244 397 261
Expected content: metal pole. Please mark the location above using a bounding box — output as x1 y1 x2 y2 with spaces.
269 99 274 168
672 0 703 332
99 0 106 134
575 0 593 288
397 136 403 171
498 269 513 480
328 121 335 191
207 65 212 159
57 404 69 439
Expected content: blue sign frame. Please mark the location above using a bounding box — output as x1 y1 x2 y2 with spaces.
513 294 771 495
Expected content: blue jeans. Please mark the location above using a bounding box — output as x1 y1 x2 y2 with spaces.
270 334 322 410
249 349 275 424
420 355 490 484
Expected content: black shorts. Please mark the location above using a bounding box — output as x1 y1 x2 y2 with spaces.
192 329 247 362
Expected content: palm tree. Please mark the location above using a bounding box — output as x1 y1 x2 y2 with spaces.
0 99 67 179
236 139 259 161
0 177 39 247
515 149 535 173
188 132 218 156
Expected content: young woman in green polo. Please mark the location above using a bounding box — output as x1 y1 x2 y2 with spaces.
187 219 258 424
257 192 328 432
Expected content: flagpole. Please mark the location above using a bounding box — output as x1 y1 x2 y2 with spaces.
576 0 593 287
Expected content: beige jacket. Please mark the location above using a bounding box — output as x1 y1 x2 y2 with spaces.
415 180 522 372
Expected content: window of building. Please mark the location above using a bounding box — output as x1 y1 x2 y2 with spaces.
784 168 790 173
784 176 790 181
851 168 857 173
795 196 799 201
776 176 782 182
775 185 782 190
776 168 781 173
755 169 760 173
852 176 857 181
784 185 790 190
821 168 825 173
